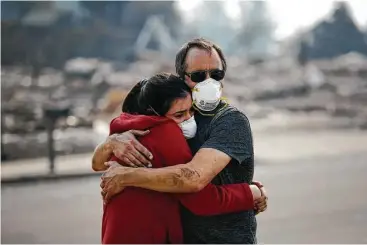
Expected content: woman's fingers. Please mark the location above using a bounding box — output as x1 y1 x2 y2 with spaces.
256 203 267 212
257 203 267 211
254 196 267 212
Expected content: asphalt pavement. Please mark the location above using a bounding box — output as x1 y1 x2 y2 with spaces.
2 129 367 243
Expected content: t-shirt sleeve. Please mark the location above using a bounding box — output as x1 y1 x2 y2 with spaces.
201 109 253 164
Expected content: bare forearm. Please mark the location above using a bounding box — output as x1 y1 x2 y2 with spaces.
120 148 230 193
92 140 113 171
122 164 208 193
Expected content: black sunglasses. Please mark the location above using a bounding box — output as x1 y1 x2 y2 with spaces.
185 69 225 83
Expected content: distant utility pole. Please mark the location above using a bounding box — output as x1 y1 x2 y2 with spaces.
1 111 6 161
43 103 70 175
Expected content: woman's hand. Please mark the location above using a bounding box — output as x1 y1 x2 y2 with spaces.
254 195 268 214
252 181 268 214
250 185 262 200
100 161 130 203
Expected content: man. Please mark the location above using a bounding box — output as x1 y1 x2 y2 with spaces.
93 38 267 244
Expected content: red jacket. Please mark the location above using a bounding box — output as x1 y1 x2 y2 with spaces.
102 113 254 244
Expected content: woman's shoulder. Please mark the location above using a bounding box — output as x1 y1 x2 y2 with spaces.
147 118 182 136
140 118 192 165
109 113 170 134
141 119 186 147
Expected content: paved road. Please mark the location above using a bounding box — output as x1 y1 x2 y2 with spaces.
2 150 367 243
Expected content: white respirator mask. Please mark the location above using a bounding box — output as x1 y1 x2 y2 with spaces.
179 115 197 139
192 78 223 112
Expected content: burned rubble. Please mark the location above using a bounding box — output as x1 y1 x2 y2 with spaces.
226 52 367 130
2 52 367 160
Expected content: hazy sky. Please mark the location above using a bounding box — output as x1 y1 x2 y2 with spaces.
177 0 367 40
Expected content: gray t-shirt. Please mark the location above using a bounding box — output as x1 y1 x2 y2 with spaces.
181 103 256 244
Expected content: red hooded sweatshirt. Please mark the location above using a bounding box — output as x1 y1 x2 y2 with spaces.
102 113 254 244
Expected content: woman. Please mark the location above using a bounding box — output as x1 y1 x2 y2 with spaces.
102 73 262 244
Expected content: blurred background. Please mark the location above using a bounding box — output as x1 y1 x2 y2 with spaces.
1 0 367 244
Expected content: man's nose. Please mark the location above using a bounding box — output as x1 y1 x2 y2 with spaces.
205 72 210 79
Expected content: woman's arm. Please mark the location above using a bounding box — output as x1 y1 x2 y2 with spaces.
175 183 261 216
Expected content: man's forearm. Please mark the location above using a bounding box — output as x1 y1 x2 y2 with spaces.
121 164 205 193
119 148 230 193
92 140 113 171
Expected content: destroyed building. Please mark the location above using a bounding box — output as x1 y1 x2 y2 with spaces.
301 2 367 60
2 1 367 161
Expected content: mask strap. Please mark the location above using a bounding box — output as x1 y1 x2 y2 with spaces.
216 98 229 114
220 96 228 103
192 98 229 117
192 87 199 92
192 103 215 116
148 105 161 116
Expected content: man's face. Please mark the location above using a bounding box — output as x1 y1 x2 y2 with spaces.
184 47 223 89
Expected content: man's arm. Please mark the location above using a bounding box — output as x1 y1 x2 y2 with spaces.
92 130 152 171
92 139 114 171
101 161 267 213
117 147 231 192
103 109 253 193
101 119 260 215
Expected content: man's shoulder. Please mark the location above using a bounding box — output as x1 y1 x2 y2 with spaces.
206 104 252 139
200 103 254 164
214 104 250 124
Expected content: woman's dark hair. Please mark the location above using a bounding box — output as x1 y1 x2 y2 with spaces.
122 73 191 116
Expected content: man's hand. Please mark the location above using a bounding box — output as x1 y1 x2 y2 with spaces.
109 130 153 168
100 161 131 202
